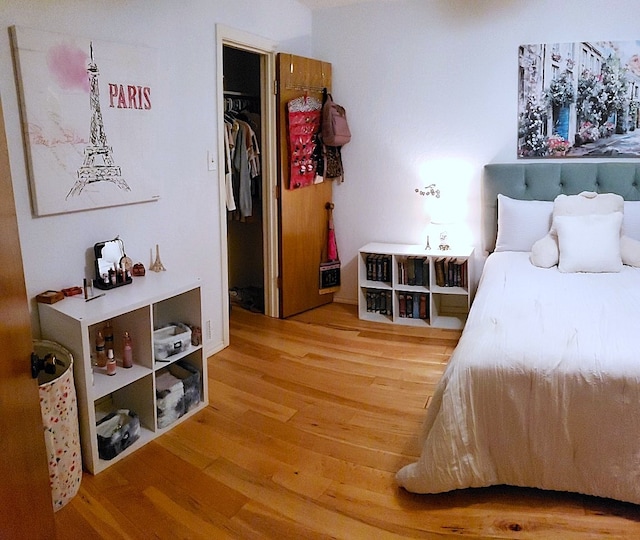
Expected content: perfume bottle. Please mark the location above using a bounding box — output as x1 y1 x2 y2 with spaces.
122 331 133 368
104 320 114 352
95 331 107 368
106 349 116 376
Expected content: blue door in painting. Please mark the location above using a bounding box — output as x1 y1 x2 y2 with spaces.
554 106 569 140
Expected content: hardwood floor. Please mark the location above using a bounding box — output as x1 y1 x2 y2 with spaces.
54 303 640 539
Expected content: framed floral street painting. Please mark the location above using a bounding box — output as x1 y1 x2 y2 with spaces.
11 26 160 216
518 40 640 158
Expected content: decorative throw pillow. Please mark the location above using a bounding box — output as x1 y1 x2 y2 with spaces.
623 201 640 241
495 194 553 252
621 235 640 267
529 232 559 268
555 212 623 273
530 191 640 269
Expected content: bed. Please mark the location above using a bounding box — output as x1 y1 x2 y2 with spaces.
396 162 640 505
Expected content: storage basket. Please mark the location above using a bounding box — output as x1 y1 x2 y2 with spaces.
96 409 140 460
34 339 82 511
156 361 201 428
153 323 191 361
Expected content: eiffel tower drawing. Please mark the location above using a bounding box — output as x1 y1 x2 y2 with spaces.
67 42 130 198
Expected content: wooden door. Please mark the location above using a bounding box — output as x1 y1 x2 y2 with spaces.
276 53 333 318
0 96 56 538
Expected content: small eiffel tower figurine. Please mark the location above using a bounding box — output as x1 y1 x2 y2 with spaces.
149 244 166 272
68 42 130 198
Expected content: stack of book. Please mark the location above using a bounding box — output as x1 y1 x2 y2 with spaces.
397 257 429 286
398 292 429 320
434 257 468 288
365 254 392 282
365 290 393 315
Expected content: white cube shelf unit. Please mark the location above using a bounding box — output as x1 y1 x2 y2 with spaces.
358 242 473 329
38 272 207 474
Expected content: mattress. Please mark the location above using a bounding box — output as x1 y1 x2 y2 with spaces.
396 251 640 504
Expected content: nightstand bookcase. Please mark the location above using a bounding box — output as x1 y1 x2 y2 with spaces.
358 242 473 329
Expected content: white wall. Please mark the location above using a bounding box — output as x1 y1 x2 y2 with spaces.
312 0 640 303
0 0 311 355
5 0 640 343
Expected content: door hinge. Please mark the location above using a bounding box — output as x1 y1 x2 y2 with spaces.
273 79 278 95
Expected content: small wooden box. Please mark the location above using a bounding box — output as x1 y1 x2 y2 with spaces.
36 290 64 304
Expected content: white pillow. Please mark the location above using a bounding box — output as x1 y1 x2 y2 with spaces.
555 212 623 273
623 201 640 241
495 194 553 252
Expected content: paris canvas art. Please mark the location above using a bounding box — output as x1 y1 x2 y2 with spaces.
11 26 159 216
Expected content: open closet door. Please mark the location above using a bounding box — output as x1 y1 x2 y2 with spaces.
276 53 333 318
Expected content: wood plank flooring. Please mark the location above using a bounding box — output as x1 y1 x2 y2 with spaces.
54 303 640 539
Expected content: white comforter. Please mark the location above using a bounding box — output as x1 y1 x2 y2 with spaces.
396 251 640 504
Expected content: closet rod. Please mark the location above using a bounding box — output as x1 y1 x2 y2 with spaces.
224 90 259 98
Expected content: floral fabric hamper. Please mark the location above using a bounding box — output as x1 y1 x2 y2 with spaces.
34 340 82 511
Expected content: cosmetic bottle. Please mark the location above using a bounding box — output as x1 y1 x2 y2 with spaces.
106 349 116 376
95 331 107 368
104 320 114 352
122 331 133 368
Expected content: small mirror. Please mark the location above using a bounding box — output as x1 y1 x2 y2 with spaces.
93 237 132 289
96 240 124 276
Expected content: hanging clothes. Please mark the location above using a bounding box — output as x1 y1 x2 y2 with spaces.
223 97 262 219
233 121 253 217
287 95 322 189
323 145 344 182
223 122 236 212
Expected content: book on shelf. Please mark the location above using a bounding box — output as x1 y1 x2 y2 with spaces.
419 293 428 320
433 257 468 288
365 289 393 316
422 258 430 287
412 292 420 319
366 254 392 283
414 257 423 286
435 257 445 287
407 257 415 285
399 292 428 320
397 256 428 287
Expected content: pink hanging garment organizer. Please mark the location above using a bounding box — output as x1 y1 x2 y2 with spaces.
287 95 322 189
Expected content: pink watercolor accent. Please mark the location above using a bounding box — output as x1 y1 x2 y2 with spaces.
47 42 89 92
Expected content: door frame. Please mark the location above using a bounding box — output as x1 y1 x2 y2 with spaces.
215 25 279 343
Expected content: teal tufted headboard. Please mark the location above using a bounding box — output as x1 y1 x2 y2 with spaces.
483 162 640 253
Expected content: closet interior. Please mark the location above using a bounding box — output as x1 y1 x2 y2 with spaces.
223 45 264 314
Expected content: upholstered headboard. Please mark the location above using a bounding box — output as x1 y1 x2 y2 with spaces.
483 162 640 253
